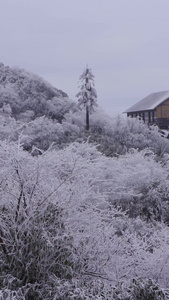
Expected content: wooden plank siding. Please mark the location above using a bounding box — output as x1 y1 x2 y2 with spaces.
156 99 169 118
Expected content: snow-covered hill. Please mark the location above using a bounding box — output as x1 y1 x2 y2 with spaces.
0 62 76 121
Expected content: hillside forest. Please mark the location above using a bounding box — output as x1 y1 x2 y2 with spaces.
0 63 169 299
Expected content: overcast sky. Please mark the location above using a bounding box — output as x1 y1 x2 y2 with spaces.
1 0 169 116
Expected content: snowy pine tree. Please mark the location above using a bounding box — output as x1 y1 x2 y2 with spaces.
76 67 97 130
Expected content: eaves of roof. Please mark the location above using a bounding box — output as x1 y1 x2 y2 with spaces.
124 90 169 113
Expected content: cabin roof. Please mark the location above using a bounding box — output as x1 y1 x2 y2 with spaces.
124 90 169 113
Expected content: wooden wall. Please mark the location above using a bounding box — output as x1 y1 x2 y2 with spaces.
156 99 169 118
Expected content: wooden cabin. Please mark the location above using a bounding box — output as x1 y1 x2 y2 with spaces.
124 91 169 129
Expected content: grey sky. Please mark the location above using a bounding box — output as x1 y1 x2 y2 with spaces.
1 0 169 116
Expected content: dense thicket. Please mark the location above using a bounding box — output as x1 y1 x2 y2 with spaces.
0 141 169 299
0 63 169 299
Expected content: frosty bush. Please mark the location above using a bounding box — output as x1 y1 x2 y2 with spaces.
89 112 169 157
128 279 166 300
0 140 169 298
0 141 80 299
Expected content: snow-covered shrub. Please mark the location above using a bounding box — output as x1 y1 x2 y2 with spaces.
0 113 18 141
1 140 169 298
89 111 169 157
127 279 166 300
0 141 80 298
21 116 65 151
46 97 77 122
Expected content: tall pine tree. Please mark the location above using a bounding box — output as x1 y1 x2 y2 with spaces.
76 67 97 130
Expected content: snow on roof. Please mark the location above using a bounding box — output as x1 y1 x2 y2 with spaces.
124 90 169 113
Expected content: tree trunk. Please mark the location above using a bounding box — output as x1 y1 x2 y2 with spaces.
86 105 89 130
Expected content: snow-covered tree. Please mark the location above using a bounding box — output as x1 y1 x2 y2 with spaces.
76 67 97 130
